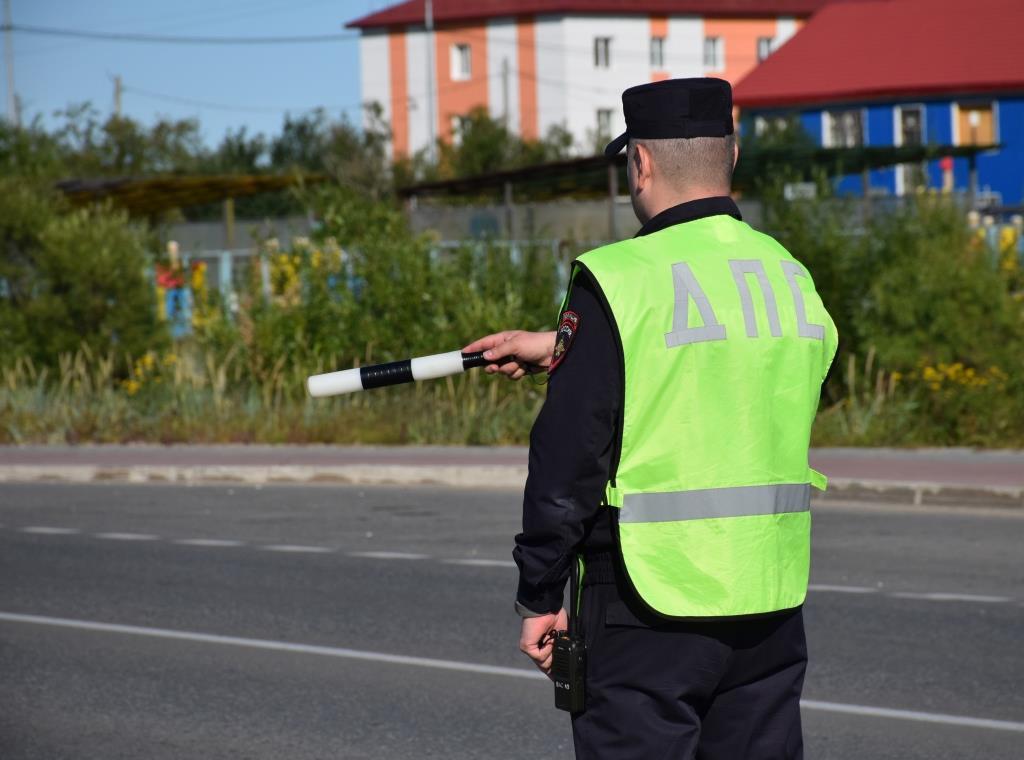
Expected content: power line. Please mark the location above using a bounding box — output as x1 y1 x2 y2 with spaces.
0 23 358 45
122 84 364 114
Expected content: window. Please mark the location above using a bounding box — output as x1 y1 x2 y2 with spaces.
754 114 794 137
824 109 864 147
450 115 469 145
594 37 611 68
757 36 773 62
703 36 723 70
896 105 923 147
597 108 613 138
956 102 995 146
650 36 666 68
450 43 471 81
895 105 927 194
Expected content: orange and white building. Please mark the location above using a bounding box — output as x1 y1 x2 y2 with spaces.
347 1 822 158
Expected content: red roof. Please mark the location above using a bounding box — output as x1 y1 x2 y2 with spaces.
348 0 825 28
735 0 1024 108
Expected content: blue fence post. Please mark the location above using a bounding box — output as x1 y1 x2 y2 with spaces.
260 254 271 301
219 251 233 297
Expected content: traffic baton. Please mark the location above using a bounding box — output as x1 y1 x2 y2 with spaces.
306 350 514 397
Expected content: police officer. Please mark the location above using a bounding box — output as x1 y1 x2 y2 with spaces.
465 78 837 759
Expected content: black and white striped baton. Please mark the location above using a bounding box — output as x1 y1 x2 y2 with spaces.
306 350 514 397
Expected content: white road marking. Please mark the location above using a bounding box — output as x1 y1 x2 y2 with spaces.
889 592 1011 603
175 539 245 548
800 699 1024 732
443 558 516 568
349 551 429 560
0 611 539 680
20 526 81 535
2 610 1022 734
5 528 1016 606
809 585 1013 604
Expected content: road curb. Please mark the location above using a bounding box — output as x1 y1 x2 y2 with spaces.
817 478 1023 509
0 465 1021 508
0 465 531 490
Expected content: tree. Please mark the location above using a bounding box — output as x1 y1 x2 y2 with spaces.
209 127 268 173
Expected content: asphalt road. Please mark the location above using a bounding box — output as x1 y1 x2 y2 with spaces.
1 483 1022 759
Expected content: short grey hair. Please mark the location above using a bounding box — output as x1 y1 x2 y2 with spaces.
630 134 736 191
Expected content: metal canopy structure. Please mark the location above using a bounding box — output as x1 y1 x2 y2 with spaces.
398 143 997 199
55 173 329 216
53 143 997 225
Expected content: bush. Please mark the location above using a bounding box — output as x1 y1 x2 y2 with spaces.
771 191 1024 447
0 180 167 368
213 186 563 391
0 185 561 445
4 180 1022 448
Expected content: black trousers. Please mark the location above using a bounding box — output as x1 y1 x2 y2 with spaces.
571 576 807 760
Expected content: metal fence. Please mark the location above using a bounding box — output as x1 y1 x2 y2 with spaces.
154 214 1024 338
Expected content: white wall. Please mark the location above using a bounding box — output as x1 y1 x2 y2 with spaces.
534 15 568 141
666 16 704 78
365 12 773 158
359 31 391 144
405 26 431 156
487 18 520 133
774 17 797 50
560 15 650 152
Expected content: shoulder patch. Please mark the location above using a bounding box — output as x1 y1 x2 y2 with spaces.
549 310 580 373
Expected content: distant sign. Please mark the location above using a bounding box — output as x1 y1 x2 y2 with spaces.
784 182 817 201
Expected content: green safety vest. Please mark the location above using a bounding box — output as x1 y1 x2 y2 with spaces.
575 213 838 619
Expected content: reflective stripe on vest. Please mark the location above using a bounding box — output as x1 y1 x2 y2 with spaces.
620 483 810 524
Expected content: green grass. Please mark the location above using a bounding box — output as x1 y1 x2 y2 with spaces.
3 346 1022 448
0 348 546 445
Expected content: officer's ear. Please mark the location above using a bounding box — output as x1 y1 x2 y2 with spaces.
631 142 653 188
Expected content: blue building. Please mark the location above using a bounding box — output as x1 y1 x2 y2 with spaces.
734 0 1024 207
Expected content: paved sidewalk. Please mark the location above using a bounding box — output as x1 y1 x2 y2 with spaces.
1 445 1021 508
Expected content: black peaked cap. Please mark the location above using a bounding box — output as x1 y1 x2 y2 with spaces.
605 77 734 157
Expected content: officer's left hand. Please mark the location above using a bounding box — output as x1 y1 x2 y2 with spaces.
519 609 568 678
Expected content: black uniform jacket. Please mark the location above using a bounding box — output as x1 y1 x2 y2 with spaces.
514 196 744 615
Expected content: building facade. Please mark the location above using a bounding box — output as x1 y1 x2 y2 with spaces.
348 1 821 158
734 0 1024 206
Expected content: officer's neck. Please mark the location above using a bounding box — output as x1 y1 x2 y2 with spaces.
639 186 730 225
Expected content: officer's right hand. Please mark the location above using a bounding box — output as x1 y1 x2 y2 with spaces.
462 330 556 380
519 608 568 678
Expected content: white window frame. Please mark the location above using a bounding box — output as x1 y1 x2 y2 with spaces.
703 36 724 71
650 36 666 69
450 43 471 82
822 108 866 148
596 108 613 137
952 100 999 147
450 115 468 145
893 103 927 196
754 114 792 137
893 103 926 147
594 37 612 68
757 36 774 62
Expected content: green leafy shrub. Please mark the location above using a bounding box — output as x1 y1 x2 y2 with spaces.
0 180 167 369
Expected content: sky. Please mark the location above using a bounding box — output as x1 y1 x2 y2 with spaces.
4 0 394 144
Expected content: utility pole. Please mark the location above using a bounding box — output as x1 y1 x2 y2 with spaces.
501 57 510 129
424 0 436 161
113 74 122 118
3 0 18 127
